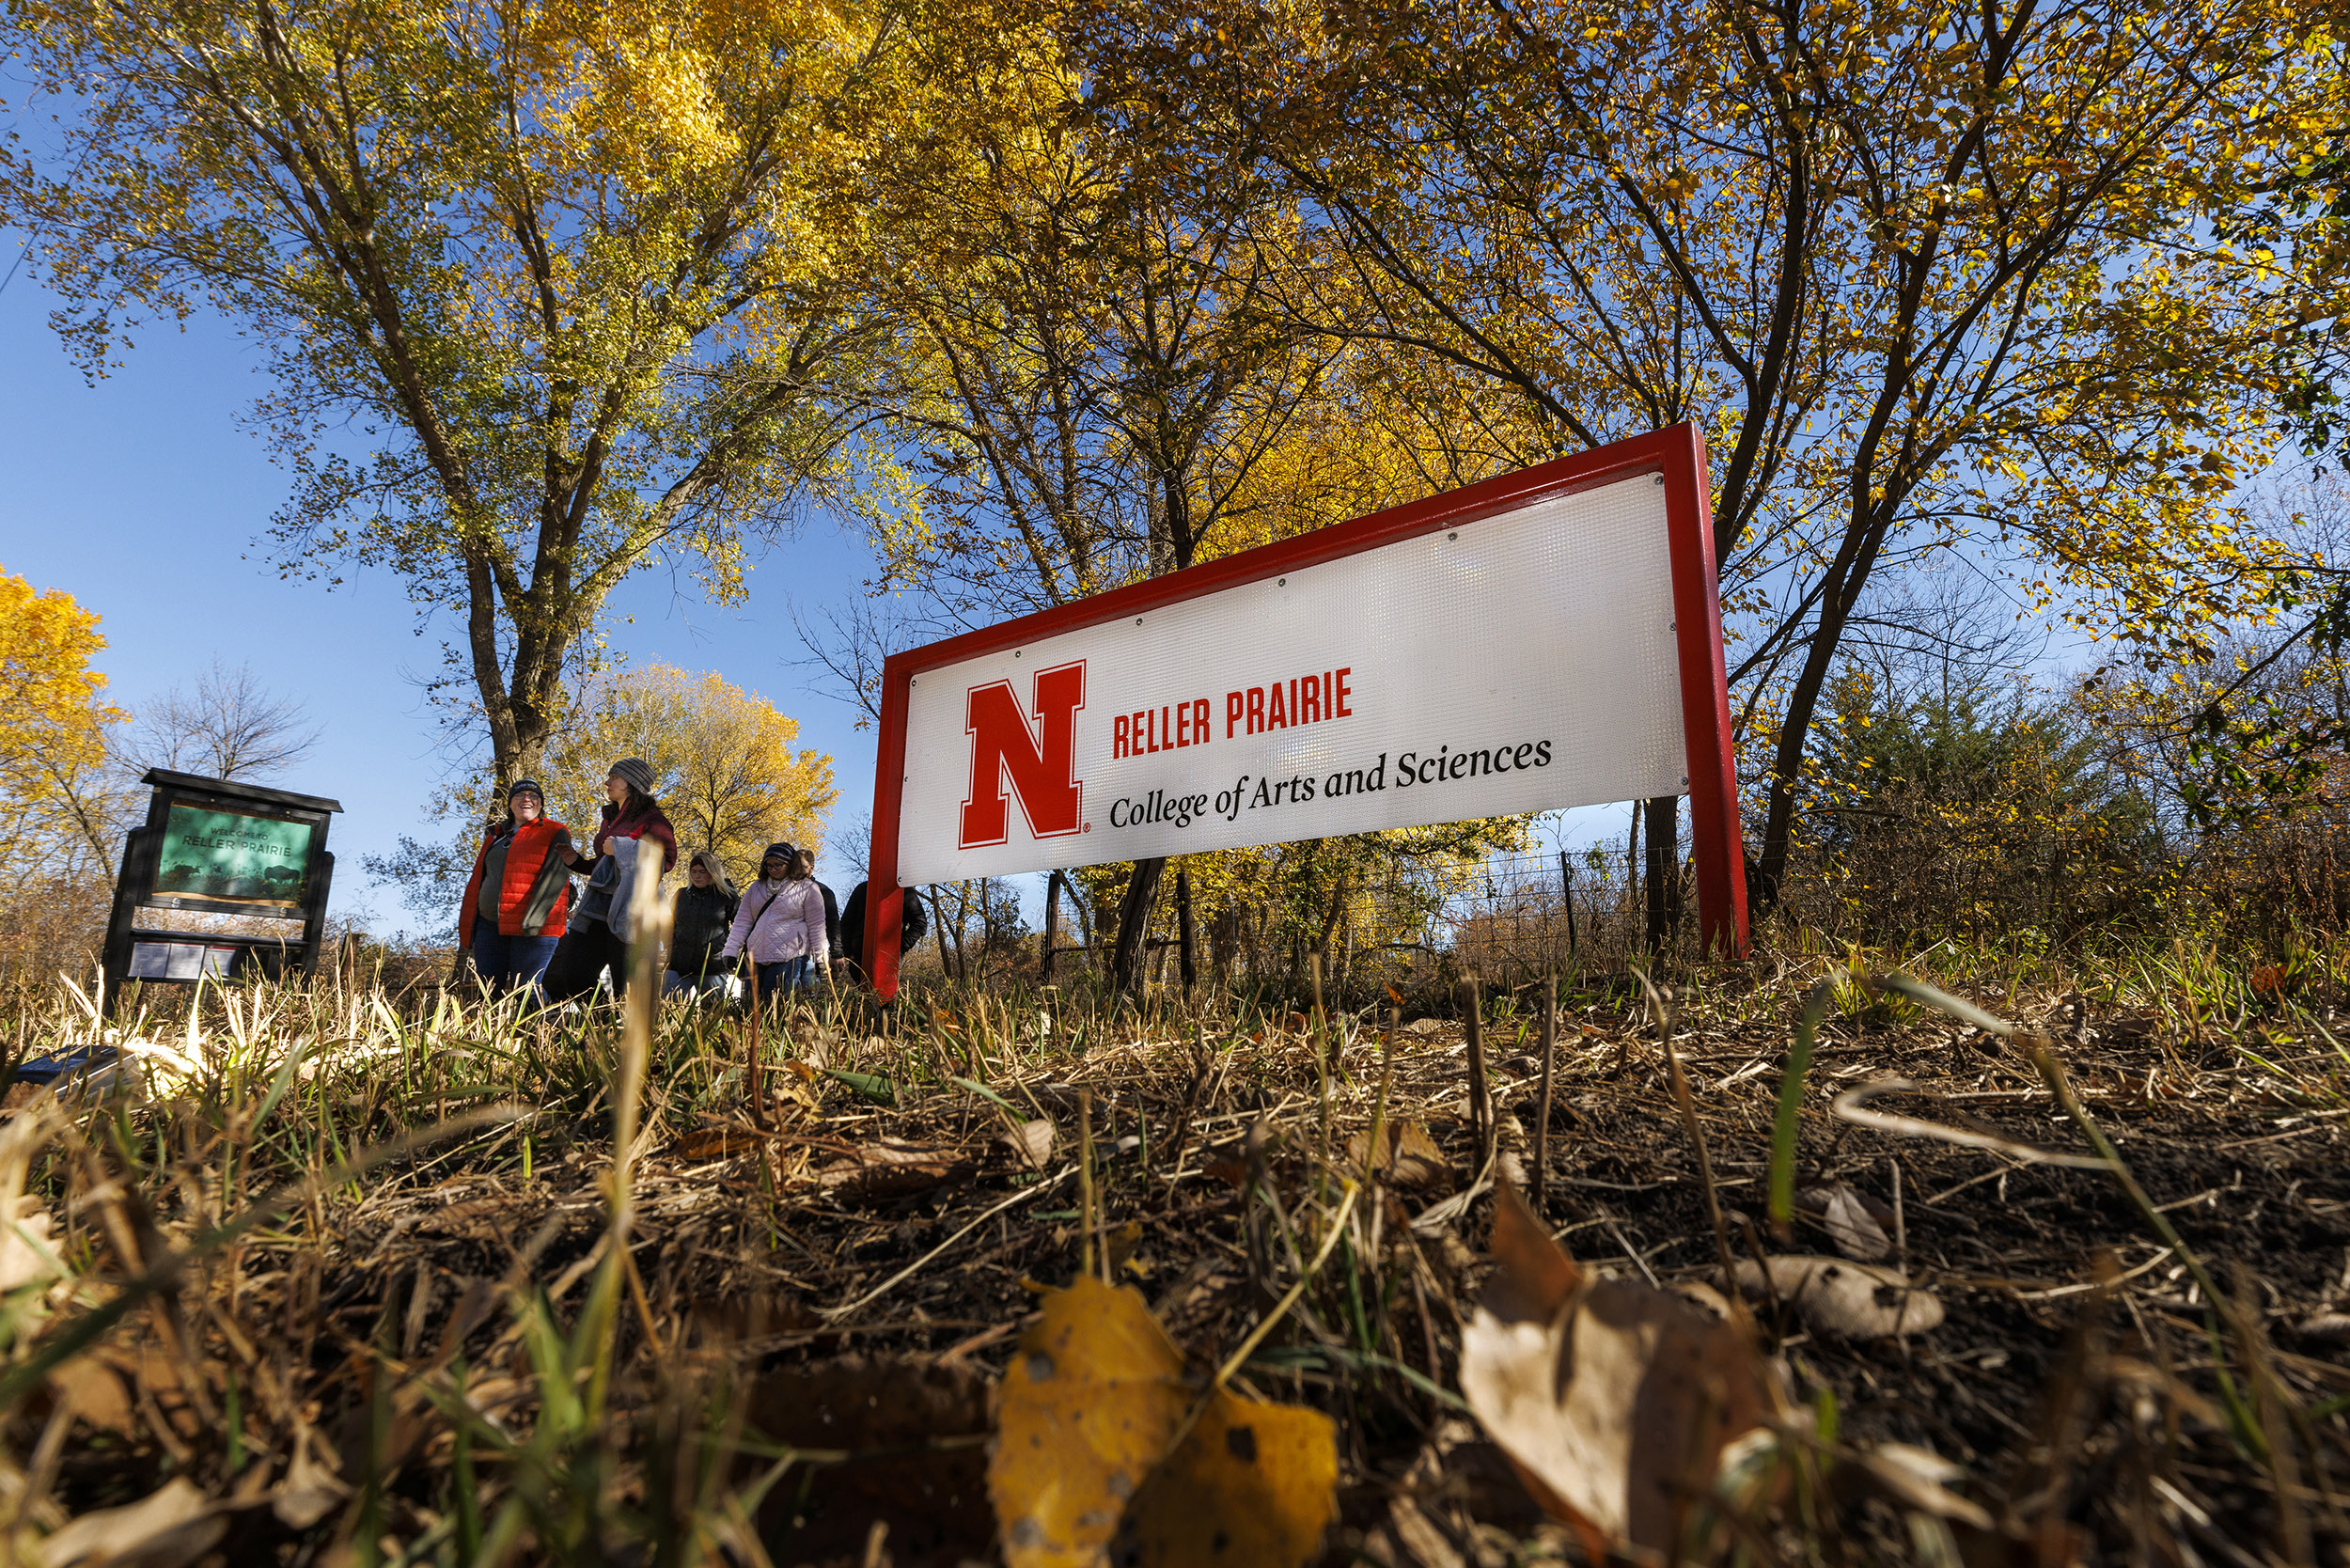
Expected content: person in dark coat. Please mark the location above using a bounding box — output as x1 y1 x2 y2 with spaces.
838 879 928 985
664 849 739 998
457 779 574 992
540 759 680 1004
793 845 840 979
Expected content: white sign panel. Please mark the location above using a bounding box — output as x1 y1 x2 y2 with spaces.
894 469 1690 885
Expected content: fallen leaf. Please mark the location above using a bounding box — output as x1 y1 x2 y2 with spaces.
1733 1256 1943 1338
46 1357 133 1435
991 1275 1338 1568
1458 1184 1772 1560
811 1139 975 1203
1000 1118 1057 1170
0 1194 58 1292
1861 1443 1991 1529
1347 1122 1453 1192
274 1419 351 1529
1111 1386 1338 1566
992 1275 1191 1568
1104 1219 1145 1274
2296 1310 2350 1341
1798 1184 1892 1262
38 1478 224 1568
672 1121 771 1162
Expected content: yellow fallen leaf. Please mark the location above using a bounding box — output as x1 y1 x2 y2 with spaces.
991 1275 1339 1568
992 1275 1189 1568
1104 1219 1144 1273
1112 1388 1337 1567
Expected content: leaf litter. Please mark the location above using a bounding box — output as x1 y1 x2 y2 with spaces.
0 956 2342 1564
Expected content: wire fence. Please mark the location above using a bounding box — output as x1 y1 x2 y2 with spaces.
912 810 2350 1006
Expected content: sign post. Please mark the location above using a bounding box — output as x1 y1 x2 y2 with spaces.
102 770 342 1009
864 424 1746 998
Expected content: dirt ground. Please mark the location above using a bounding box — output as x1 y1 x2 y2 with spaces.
184 975 2344 1566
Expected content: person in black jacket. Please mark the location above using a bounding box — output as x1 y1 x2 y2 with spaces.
839 879 928 984
664 849 739 999
793 845 840 980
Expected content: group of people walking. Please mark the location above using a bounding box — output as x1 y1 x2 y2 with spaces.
456 759 925 1004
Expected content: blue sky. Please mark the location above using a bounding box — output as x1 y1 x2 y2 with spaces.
0 275 886 933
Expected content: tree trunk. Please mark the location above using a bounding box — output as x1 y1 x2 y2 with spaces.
1110 857 1167 998
1644 794 1677 950
1042 870 1064 984
1175 868 1197 993
1626 799 1642 926
1750 505 1898 911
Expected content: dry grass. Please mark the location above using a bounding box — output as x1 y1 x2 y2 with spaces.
0 921 2344 1566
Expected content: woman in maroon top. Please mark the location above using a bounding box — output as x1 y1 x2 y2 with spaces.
458 778 574 991
539 758 679 1004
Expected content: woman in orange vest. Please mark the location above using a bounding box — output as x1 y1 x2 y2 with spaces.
457 778 576 992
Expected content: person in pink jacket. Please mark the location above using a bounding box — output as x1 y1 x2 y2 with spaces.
720 840 830 1002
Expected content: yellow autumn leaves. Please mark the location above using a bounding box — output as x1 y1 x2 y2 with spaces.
0 570 122 881
991 1276 1338 1568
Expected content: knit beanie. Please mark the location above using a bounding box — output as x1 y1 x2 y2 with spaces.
608 758 655 798
507 777 542 803
761 841 796 870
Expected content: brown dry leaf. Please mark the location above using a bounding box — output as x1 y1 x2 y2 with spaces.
273 1419 351 1530
672 1121 770 1162
992 1274 1190 1568
810 1139 976 1203
1000 1118 1057 1171
94 1342 218 1443
1347 1122 1453 1192
37 1477 225 1568
991 1275 1338 1568
0 1193 59 1293
1110 1388 1339 1566
1797 1184 1892 1262
47 1357 134 1435
1861 1443 1991 1529
1458 1184 1772 1560
1733 1256 1944 1338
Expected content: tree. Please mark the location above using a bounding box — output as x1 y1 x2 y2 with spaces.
540 664 838 879
834 27 1449 992
121 657 321 782
1081 0 2330 911
0 569 129 981
368 662 836 927
1 0 918 789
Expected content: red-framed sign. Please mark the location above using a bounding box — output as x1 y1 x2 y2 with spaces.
862 423 1747 996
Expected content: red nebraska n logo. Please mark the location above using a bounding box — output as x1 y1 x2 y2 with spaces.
960 661 1086 849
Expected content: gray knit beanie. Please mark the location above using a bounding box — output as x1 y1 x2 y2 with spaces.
608 758 655 798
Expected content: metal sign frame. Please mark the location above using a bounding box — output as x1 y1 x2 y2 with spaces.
102 770 342 1009
862 423 1747 998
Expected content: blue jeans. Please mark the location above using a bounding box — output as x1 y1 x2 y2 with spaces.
750 956 814 1000
473 928 560 991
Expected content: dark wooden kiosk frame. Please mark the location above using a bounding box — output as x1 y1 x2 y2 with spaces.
102 770 342 1011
